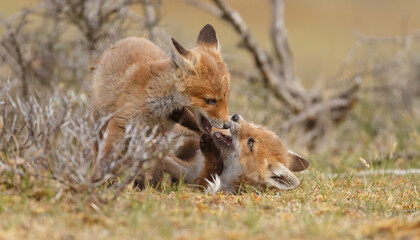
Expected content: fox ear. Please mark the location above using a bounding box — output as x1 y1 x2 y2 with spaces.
287 150 309 172
170 38 194 72
266 165 301 190
197 24 219 50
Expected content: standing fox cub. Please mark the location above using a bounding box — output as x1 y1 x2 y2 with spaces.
90 24 231 182
164 114 309 193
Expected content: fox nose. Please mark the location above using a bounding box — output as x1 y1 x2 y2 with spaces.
223 121 231 129
231 114 240 122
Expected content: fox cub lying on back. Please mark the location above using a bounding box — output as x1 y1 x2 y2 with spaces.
164 114 309 193
90 24 231 182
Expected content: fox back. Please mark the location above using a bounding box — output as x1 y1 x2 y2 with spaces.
89 24 231 183
90 24 230 133
91 37 167 118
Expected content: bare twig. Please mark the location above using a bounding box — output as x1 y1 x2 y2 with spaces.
184 0 361 147
282 77 361 131
282 98 350 131
45 0 144 52
0 80 169 201
141 0 163 41
229 69 260 84
330 29 420 85
184 0 304 111
354 29 420 46
320 169 420 179
181 0 223 17
0 11 31 99
271 0 295 83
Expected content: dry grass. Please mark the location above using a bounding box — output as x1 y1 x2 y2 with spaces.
0 171 419 240
1 77 419 239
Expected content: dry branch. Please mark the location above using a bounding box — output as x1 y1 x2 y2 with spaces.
271 0 295 83
322 169 420 179
183 0 305 111
0 12 31 99
44 0 145 52
282 77 360 131
184 0 360 147
142 0 163 41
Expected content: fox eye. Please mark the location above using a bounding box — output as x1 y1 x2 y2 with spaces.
204 98 216 105
247 138 254 152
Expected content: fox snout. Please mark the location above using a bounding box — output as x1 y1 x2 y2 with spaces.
206 115 230 131
225 114 242 135
208 105 230 129
222 121 231 129
231 114 240 123
211 114 242 135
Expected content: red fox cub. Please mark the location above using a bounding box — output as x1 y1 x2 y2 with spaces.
163 114 309 193
90 24 231 182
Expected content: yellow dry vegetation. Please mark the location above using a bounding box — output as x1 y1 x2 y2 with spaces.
0 172 419 240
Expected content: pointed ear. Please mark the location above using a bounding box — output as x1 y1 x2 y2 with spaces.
265 165 301 190
170 38 194 72
197 24 219 50
287 150 309 172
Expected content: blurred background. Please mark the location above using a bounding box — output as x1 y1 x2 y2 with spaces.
2 0 420 80
1 0 420 173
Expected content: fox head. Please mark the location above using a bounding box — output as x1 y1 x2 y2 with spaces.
170 24 230 134
211 114 309 192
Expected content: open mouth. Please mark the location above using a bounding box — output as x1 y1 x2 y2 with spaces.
213 131 233 147
201 115 212 133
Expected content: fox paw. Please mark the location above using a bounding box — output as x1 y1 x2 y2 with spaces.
205 174 222 194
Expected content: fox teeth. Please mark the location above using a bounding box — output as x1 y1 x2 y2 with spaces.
205 174 221 194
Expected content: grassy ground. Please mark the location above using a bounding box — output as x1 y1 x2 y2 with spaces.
1 79 419 239
1 170 419 240
1 1 420 239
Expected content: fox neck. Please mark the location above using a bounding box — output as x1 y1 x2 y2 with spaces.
146 60 191 119
218 148 243 193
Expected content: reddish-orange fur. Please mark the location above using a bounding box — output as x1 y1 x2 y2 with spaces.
90 25 231 183
165 115 309 193
194 134 223 186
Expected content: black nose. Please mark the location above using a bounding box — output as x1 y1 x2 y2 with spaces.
231 114 239 122
223 121 231 129
223 122 230 129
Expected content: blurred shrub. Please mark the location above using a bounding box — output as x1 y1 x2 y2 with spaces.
0 80 169 201
0 0 151 98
